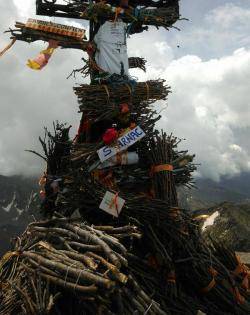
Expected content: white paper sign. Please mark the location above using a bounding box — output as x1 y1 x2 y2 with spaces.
99 191 125 217
97 126 145 163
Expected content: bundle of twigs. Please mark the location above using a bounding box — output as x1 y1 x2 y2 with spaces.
210 240 250 300
5 22 89 50
148 131 178 205
75 80 170 110
177 257 250 315
26 122 72 176
36 1 180 29
0 266 60 315
0 217 170 315
128 57 147 71
67 57 147 80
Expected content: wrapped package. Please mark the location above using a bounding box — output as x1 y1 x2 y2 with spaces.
98 151 139 169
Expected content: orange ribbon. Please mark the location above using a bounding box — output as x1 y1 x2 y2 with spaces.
167 270 176 283
114 7 123 23
148 255 159 270
233 255 250 292
150 164 173 176
201 268 218 294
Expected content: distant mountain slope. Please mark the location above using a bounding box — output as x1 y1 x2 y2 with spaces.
200 202 250 252
179 177 249 210
0 175 40 255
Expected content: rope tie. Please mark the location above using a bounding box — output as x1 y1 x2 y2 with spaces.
233 255 250 291
167 270 176 283
114 7 123 23
109 192 119 216
74 268 85 290
144 301 153 314
64 262 78 287
201 268 218 294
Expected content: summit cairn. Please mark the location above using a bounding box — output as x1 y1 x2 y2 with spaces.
1 1 250 314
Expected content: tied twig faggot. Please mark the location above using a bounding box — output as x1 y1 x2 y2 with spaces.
74 80 170 110
148 131 178 205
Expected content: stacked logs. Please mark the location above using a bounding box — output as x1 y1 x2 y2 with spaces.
0 217 168 315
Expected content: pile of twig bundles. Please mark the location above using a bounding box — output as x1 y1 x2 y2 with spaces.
52 177 250 315
0 218 168 315
75 80 170 111
6 21 89 50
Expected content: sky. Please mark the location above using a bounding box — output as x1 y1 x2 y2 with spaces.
0 0 250 181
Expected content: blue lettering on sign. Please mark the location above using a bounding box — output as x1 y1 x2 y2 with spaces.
130 131 137 139
134 127 143 136
118 139 123 147
120 137 128 147
126 133 135 142
103 146 112 157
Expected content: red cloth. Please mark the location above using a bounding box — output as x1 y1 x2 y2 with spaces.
103 128 118 145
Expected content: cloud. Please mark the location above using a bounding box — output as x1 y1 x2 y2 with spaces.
171 2 250 59
0 0 86 176
158 48 250 181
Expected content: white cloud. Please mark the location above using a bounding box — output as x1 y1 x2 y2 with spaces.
206 3 250 29
171 2 250 59
13 0 32 17
158 48 250 181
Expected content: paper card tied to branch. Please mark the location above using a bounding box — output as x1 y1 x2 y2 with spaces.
99 191 125 217
97 126 145 163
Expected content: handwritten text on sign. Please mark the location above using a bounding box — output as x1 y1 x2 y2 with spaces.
97 126 145 162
